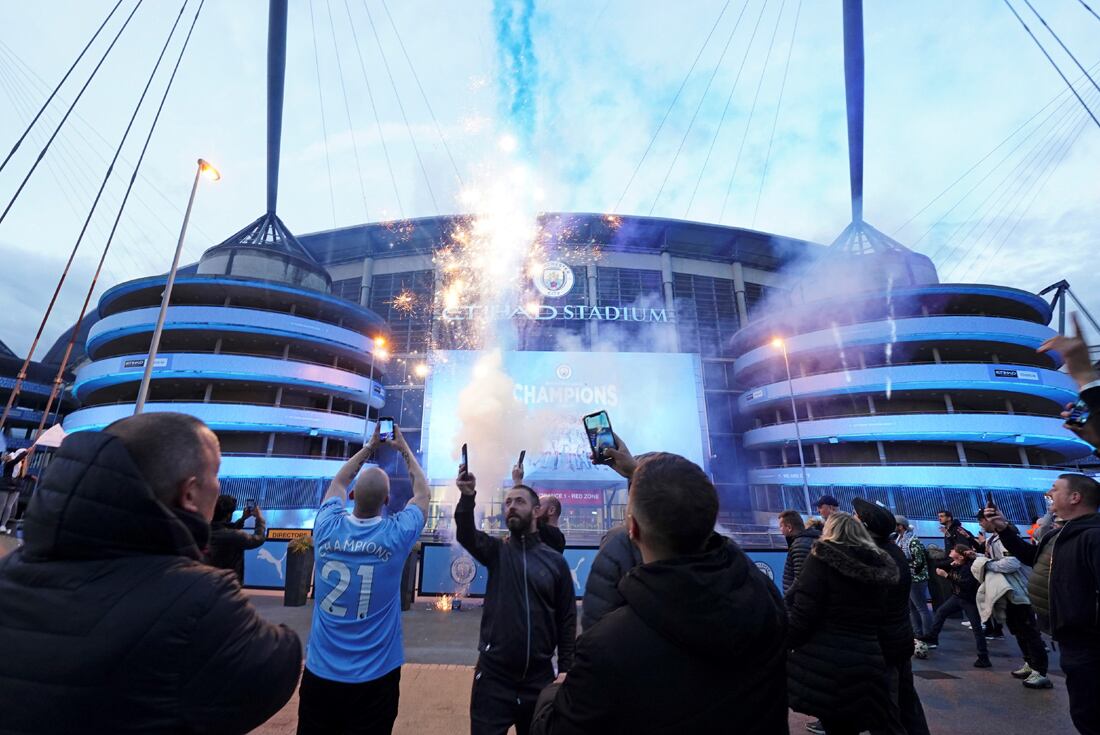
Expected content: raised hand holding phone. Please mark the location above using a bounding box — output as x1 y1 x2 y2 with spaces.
512 449 526 485
456 444 476 496
377 416 395 442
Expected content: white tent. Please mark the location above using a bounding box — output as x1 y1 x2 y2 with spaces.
32 424 67 449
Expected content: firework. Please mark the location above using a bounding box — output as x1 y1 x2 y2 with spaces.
389 289 416 316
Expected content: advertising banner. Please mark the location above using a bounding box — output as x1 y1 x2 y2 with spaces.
419 542 598 598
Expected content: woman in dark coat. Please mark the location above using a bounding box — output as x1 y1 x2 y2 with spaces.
786 511 900 735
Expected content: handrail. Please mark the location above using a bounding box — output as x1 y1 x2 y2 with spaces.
753 460 1080 471
100 298 360 330
734 312 1051 354
91 304 385 358
751 408 1064 427
72 398 370 418
738 358 1062 386
83 349 381 378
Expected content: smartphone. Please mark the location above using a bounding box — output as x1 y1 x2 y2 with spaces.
244 498 256 514
378 416 395 442
1067 398 1091 427
460 443 469 477
985 492 995 510
518 449 526 467
583 410 617 465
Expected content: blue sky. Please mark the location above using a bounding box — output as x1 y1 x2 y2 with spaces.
0 0 1097 355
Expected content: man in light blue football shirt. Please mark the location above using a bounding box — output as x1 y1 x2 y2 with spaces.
297 424 430 735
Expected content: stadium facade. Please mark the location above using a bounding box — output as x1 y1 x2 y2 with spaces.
58 211 1094 540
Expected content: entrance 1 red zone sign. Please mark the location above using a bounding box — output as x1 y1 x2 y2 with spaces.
538 490 603 506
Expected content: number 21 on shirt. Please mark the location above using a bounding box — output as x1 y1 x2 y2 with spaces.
319 560 375 619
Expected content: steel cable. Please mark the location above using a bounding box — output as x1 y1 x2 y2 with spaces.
0 0 124 175
0 0 144 227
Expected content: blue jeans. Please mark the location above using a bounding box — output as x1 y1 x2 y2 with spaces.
908 580 932 638
927 596 987 657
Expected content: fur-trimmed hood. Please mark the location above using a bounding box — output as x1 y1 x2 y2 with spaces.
811 540 899 585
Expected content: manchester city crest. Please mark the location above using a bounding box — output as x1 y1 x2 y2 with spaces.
450 555 477 586
754 561 775 581
534 260 575 298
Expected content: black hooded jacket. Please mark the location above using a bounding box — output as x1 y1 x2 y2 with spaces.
0 432 302 734
455 492 576 681
580 525 642 631
786 541 899 730
530 534 788 735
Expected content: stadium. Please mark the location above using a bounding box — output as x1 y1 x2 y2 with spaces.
54 210 1094 568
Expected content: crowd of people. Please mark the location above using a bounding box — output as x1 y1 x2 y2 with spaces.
0 319 1096 734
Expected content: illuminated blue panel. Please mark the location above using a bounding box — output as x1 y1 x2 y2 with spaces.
219 455 354 478
739 363 1077 413
418 542 596 598
74 353 384 407
421 350 709 484
743 413 1092 458
87 306 382 360
750 465 1067 491
64 402 368 438
734 316 1060 379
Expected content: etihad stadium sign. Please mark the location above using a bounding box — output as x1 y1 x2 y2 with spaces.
441 261 674 323
440 304 673 323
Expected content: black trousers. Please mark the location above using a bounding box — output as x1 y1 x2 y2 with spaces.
870 658 929 735
1061 643 1100 735
297 666 401 735
1004 602 1048 676
470 664 552 735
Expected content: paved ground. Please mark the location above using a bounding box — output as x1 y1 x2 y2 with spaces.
248 590 1075 734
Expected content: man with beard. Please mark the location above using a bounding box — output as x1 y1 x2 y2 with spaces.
455 466 576 735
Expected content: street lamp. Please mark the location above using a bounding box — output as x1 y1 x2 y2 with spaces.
363 336 388 442
773 337 812 515
134 159 220 414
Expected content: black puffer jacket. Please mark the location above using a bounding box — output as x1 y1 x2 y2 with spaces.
581 525 642 631
531 534 788 735
0 432 302 734
783 527 820 591
786 541 899 730
456 493 576 680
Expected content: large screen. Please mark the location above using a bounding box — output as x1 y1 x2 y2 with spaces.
423 350 709 485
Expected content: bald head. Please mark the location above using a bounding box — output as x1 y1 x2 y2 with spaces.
353 467 390 517
539 495 561 523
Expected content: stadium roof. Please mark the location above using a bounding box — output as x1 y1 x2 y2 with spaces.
298 212 824 271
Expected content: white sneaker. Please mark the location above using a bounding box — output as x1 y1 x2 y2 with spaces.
1011 663 1033 679
1023 671 1053 689
961 621 972 628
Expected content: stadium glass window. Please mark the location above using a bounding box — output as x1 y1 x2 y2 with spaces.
332 277 362 303
672 273 740 358
595 267 662 308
